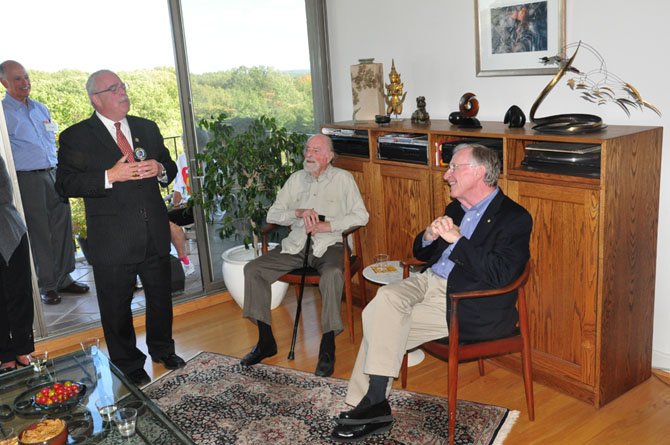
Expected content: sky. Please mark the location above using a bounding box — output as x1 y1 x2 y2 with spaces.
1 0 311 74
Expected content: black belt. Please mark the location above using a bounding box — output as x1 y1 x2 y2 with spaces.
18 167 55 173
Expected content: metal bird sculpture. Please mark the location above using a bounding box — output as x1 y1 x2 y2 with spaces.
538 41 661 118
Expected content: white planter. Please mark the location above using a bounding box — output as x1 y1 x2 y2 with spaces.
222 243 289 310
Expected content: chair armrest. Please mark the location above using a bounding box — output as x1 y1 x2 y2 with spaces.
260 223 280 255
341 226 364 271
400 258 426 279
449 263 531 300
342 225 363 238
261 223 279 235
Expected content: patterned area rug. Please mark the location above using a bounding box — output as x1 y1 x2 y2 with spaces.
144 352 517 444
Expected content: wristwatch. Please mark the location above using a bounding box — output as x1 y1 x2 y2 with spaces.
157 163 168 182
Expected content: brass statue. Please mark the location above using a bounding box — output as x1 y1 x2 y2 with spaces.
384 59 407 117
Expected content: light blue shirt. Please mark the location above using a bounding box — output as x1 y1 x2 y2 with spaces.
1 93 58 171
427 188 499 279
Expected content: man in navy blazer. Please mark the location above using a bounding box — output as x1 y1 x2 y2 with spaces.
56 70 185 386
332 143 532 442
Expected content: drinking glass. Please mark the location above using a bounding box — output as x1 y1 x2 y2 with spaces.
80 337 100 357
95 395 117 423
113 407 138 437
27 350 52 385
29 350 49 373
373 253 390 271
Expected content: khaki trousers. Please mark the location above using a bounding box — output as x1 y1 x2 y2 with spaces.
345 269 449 406
243 243 345 334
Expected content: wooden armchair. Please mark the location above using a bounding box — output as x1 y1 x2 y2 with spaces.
399 259 534 445
260 224 367 342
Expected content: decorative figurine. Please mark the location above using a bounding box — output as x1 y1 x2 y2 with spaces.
411 96 430 124
384 59 407 118
448 92 482 128
504 105 526 128
532 41 661 134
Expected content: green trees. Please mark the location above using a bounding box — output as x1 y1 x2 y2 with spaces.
192 66 313 133
26 66 314 137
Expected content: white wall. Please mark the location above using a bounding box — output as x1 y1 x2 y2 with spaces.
326 0 670 369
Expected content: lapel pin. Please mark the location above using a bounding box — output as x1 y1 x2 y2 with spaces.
134 147 147 161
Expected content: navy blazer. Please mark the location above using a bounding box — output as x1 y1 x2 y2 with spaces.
413 190 532 342
56 113 177 266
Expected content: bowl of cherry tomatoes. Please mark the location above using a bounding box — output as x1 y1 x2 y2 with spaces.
32 382 85 410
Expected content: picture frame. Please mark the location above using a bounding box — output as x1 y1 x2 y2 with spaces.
475 0 566 77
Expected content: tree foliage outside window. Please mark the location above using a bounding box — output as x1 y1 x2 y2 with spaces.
26 66 313 139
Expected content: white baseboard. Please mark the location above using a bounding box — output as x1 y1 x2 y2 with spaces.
652 348 670 371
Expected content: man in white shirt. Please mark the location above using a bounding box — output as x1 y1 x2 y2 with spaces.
241 134 369 377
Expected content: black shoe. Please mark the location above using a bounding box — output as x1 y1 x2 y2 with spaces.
240 343 277 366
58 281 90 294
151 353 186 370
315 351 335 377
331 420 394 442
40 290 61 305
127 368 151 386
337 398 393 425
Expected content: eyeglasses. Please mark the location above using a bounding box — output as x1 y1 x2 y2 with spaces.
93 82 128 95
447 162 479 172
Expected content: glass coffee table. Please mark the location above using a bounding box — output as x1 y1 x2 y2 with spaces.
0 350 194 444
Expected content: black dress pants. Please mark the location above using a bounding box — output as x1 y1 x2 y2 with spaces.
0 234 35 363
92 226 175 374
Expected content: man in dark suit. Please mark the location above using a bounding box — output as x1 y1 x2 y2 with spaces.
55 69 185 386
331 143 532 442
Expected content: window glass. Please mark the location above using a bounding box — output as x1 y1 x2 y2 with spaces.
1 0 316 337
183 0 314 132
1 0 192 337
180 0 314 283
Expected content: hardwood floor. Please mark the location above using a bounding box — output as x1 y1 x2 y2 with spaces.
45 289 670 444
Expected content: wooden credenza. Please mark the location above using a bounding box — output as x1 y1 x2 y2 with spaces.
327 119 663 407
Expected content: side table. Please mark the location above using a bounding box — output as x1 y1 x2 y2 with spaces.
362 260 425 367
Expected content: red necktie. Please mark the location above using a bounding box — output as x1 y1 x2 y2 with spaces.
115 122 136 163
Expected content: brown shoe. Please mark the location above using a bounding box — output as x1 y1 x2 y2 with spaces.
41 290 61 305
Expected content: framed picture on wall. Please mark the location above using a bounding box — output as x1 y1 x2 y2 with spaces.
475 0 565 77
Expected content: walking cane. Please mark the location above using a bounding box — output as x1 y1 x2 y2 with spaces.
288 214 324 360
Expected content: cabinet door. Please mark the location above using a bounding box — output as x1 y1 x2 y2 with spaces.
431 171 451 219
507 180 599 389
334 157 376 265
377 165 432 261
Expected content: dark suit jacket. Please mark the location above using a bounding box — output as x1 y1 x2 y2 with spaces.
56 114 177 266
413 190 532 342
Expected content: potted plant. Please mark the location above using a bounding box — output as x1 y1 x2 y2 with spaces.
193 113 307 308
